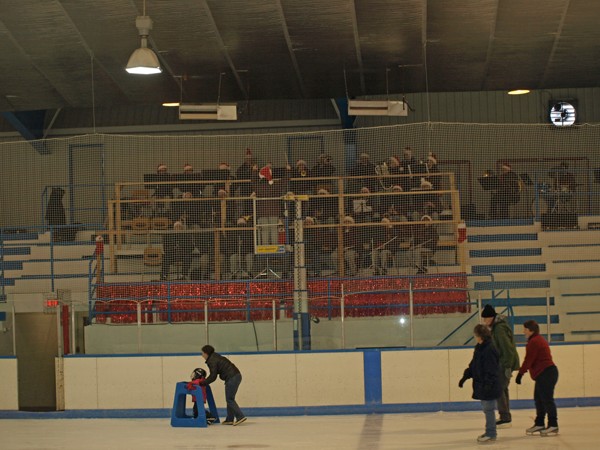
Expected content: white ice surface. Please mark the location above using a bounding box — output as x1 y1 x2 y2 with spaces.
1 407 599 449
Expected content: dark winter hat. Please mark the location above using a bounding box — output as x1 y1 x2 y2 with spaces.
481 304 497 318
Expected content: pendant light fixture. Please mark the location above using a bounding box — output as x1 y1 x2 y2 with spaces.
125 1 162 75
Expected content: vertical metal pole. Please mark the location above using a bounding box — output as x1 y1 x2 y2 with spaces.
204 300 209 344
71 306 76 354
341 284 345 349
409 280 415 348
136 302 142 353
11 303 17 357
477 292 482 324
272 299 277 351
546 290 551 342
56 303 63 357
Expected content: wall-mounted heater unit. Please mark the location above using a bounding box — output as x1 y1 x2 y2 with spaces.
179 103 238 120
348 100 408 117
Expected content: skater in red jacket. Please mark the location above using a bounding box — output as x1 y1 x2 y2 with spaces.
187 368 216 423
516 320 559 436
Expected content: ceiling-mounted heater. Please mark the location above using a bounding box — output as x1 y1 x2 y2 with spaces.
178 103 238 121
347 100 408 117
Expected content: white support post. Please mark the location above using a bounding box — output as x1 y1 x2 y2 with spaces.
204 300 209 344
136 302 142 353
341 284 345 350
409 280 415 348
272 299 278 351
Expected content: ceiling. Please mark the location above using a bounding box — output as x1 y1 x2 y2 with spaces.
1 0 599 112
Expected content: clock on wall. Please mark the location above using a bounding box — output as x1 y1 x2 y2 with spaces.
549 101 576 127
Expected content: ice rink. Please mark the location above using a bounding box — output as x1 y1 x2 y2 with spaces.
1 406 598 449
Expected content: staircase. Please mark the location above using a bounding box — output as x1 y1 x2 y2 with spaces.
466 219 562 341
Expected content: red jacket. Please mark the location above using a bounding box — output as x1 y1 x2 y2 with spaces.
518 333 555 380
186 378 207 403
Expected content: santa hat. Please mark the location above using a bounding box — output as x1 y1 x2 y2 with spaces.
391 185 403 192
420 177 433 189
389 156 400 166
245 148 253 157
219 162 230 170
157 163 167 172
183 163 193 172
502 162 512 171
296 159 307 167
259 165 274 184
427 152 437 165
237 217 248 225
342 215 355 224
317 188 329 195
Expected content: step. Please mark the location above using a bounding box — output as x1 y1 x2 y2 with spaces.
511 315 559 325
466 241 542 251
0 261 23 271
471 264 546 274
481 297 555 307
538 229 600 245
0 232 39 241
468 233 538 243
548 261 600 277
545 247 600 260
474 280 550 291
515 333 564 343
469 248 542 258
466 219 535 228
0 247 31 256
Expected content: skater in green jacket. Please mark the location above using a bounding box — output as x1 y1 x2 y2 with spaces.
481 305 520 428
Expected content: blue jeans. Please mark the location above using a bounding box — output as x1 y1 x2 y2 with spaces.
225 373 244 421
481 399 497 438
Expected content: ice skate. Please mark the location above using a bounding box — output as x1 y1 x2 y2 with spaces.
477 434 496 443
525 425 545 435
540 426 559 436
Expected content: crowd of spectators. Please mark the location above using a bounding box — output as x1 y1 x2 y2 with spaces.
123 147 449 281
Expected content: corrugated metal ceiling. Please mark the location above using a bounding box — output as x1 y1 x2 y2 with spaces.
0 0 598 112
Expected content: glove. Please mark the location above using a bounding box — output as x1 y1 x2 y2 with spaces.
458 377 467 388
515 373 523 385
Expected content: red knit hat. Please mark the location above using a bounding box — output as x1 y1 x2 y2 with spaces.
259 165 274 184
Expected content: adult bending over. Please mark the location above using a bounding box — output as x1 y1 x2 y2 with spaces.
200 345 246 426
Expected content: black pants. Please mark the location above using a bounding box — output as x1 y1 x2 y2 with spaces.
534 365 559 427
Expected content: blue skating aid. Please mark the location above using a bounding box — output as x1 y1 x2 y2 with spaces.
170 381 220 428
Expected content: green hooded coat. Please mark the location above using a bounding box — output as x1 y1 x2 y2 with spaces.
491 315 520 371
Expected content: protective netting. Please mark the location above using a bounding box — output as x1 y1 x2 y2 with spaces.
3 122 600 350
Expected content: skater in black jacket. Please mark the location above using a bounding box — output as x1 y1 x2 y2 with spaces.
200 345 246 426
459 324 502 443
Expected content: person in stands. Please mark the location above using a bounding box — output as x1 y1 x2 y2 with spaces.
516 320 559 436
410 215 439 274
234 149 256 217
291 159 312 195
229 216 254 278
349 152 378 193
251 163 291 246
489 162 520 219
459 324 502 443
200 345 246 426
161 221 194 280
311 153 336 194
